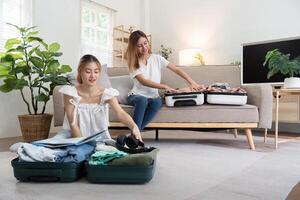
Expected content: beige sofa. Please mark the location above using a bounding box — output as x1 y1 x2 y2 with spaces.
53 65 273 150
107 65 273 150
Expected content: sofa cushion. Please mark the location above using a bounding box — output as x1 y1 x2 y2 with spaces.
109 104 259 123
109 75 133 104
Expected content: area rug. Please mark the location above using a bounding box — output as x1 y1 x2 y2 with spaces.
0 130 299 200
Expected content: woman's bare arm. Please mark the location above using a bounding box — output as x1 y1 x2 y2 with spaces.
106 97 142 141
135 74 176 92
167 63 205 90
63 95 82 137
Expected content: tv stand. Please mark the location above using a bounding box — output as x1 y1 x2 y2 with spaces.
273 88 300 148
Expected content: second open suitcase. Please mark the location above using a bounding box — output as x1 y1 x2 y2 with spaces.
87 160 156 184
86 148 158 184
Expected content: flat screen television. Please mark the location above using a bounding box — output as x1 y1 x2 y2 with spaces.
241 36 300 85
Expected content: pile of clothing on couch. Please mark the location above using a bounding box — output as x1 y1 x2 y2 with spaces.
166 82 247 94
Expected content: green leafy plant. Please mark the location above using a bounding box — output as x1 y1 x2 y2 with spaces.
0 24 72 115
159 44 172 60
230 60 241 65
263 49 300 79
194 53 205 65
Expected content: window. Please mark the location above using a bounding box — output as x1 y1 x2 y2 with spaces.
0 0 32 51
81 0 115 67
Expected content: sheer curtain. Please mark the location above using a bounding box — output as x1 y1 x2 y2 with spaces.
80 0 115 67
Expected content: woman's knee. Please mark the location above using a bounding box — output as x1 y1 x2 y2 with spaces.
149 98 162 109
131 95 148 106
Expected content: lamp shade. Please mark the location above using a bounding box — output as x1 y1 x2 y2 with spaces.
179 49 205 66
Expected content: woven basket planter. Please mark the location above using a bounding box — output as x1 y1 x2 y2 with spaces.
18 114 53 142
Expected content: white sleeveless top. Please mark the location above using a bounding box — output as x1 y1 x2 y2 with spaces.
55 85 119 140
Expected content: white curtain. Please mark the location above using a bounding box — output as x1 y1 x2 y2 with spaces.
80 0 115 67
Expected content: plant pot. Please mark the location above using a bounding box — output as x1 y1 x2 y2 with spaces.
18 114 53 142
284 77 300 88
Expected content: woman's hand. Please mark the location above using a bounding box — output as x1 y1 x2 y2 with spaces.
163 84 177 93
188 82 206 91
132 125 143 142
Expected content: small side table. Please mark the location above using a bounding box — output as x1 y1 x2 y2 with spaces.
274 88 300 148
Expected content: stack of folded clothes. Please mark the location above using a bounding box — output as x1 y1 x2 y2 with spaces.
207 82 247 94
10 131 159 183
10 142 94 163
86 135 158 184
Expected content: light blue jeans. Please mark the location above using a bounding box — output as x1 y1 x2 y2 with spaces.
127 94 162 130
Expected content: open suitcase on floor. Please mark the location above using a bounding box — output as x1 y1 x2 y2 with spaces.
86 149 158 184
87 160 156 184
11 158 85 182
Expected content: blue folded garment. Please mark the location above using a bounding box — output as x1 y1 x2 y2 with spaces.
54 144 95 163
32 130 105 148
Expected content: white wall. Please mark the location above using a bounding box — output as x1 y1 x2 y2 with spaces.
2 0 300 138
149 0 300 64
94 0 144 30
0 0 144 138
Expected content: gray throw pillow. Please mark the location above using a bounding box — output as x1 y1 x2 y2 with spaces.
66 64 112 88
109 75 133 105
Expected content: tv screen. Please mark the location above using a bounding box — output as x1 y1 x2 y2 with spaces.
241 37 300 85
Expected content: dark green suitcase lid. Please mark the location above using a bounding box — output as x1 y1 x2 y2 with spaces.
11 157 85 182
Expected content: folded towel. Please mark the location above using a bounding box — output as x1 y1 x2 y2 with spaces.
89 150 127 165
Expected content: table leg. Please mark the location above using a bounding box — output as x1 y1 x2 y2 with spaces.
264 128 268 143
275 91 279 149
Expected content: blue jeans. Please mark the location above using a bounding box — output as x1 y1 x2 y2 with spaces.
127 95 162 130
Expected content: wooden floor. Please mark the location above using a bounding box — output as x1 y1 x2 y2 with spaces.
0 136 23 152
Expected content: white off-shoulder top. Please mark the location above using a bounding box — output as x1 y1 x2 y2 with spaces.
56 85 119 140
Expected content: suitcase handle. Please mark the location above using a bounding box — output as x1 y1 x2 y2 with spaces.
22 169 62 181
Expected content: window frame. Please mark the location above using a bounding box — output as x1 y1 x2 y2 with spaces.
80 0 116 67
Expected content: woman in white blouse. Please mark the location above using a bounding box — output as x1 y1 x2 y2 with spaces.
58 54 142 141
125 30 205 130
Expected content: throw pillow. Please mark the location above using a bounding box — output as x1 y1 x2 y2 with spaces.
109 75 133 105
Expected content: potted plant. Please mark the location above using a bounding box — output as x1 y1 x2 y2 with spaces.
0 24 72 142
263 49 300 88
159 44 173 60
194 53 205 65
